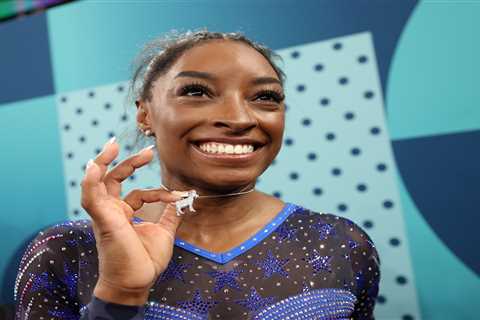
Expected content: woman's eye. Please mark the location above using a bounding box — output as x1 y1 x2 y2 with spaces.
255 90 285 103
180 84 210 97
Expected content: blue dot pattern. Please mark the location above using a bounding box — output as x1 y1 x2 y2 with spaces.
57 82 161 218
55 32 419 319
258 32 420 319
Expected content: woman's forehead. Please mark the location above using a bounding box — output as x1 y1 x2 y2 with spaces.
166 40 279 80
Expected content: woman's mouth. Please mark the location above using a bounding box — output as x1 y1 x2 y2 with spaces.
190 141 264 161
198 142 255 155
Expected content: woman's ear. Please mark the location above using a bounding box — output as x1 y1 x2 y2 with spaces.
136 100 156 137
136 100 150 128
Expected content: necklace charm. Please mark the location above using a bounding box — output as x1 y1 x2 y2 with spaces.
175 190 199 216
160 184 254 215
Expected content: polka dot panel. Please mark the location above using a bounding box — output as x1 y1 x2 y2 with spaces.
56 32 420 320
56 81 162 221
260 32 420 319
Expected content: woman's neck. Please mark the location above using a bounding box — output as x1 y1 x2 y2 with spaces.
177 190 261 229
176 191 284 252
157 176 259 228
135 188 284 252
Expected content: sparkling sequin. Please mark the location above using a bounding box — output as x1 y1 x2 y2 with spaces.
65 238 79 247
254 250 289 278
145 301 206 319
79 259 89 269
355 271 366 290
177 289 218 315
310 220 336 240
30 272 56 295
14 248 48 300
303 251 333 274
158 260 191 284
274 223 298 241
62 262 78 298
301 281 311 293
348 239 358 249
48 308 78 320
18 233 64 272
235 287 276 312
207 267 243 293
253 288 356 319
15 205 380 319
82 230 95 244
17 273 35 309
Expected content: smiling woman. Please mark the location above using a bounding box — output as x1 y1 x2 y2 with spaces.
14 30 380 320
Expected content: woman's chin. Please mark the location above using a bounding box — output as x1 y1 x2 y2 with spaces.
194 175 258 193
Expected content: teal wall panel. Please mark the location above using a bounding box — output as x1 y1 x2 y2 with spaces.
47 0 297 92
397 174 479 319
46 0 414 94
388 1 480 140
386 3 480 318
0 95 67 303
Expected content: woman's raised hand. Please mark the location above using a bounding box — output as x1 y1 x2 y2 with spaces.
81 137 186 305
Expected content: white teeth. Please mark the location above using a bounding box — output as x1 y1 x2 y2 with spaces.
234 145 243 154
198 142 255 155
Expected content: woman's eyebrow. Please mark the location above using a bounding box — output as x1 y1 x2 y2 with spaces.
174 71 282 87
175 70 215 80
250 77 282 86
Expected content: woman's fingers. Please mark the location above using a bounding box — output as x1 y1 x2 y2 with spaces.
81 159 107 217
123 188 186 212
93 137 120 179
104 145 156 197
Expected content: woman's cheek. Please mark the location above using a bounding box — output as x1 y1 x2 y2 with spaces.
264 114 285 138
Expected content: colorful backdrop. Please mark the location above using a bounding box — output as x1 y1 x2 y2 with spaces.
0 1 478 319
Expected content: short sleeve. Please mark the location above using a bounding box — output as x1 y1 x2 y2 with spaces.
14 222 84 320
341 217 381 320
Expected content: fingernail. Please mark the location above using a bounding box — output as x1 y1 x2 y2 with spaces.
108 136 116 144
141 144 155 152
85 159 94 171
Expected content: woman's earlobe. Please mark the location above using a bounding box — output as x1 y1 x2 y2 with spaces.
136 103 148 125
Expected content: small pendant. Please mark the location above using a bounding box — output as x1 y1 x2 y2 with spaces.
175 190 199 216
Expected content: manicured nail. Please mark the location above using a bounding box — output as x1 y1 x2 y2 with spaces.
108 136 116 144
141 144 155 152
85 159 94 171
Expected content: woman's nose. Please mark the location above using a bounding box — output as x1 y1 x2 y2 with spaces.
213 95 257 132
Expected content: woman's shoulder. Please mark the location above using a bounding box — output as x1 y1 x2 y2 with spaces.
30 219 96 249
290 203 370 230
288 203 378 253
15 219 98 305
18 219 97 269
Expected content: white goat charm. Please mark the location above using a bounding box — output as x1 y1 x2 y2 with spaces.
175 190 199 216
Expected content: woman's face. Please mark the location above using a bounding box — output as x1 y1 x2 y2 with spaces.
139 40 285 192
